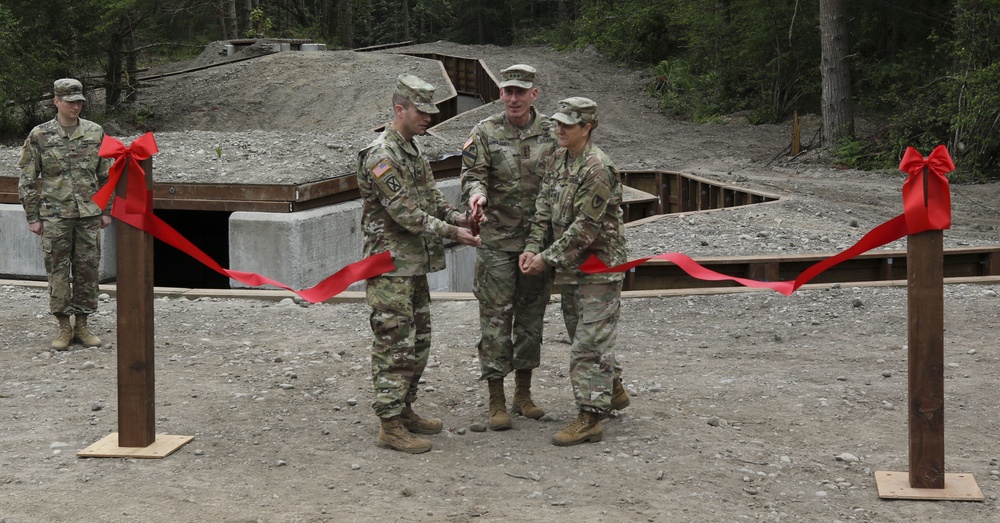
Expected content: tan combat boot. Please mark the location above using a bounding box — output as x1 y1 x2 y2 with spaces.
487 379 512 430
376 416 432 454
611 377 631 411
51 315 74 351
73 314 103 347
551 410 603 446
512 369 544 419
400 403 443 434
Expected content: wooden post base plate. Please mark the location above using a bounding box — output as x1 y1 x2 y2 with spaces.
875 471 984 501
77 433 193 459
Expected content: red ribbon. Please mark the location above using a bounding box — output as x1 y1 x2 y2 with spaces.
94 134 396 302
582 146 954 296
93 133 158 217
899 144 953 233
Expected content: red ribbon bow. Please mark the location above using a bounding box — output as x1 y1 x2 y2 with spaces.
93 133 159 216
899 144 954 233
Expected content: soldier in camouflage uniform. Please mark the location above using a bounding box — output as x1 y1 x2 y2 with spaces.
357 74 481 454
520 97 628 446
18 78 113 352
460 64 557 431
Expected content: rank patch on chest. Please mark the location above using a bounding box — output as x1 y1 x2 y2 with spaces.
372 159 392 179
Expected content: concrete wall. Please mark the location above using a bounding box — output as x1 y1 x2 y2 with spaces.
0 203 117 281
2 178 473 292
229 179 475 293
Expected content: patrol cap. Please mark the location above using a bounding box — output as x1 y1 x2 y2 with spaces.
394 74 440 114
499 64 536 89
54 78 86 102
551 97 598 128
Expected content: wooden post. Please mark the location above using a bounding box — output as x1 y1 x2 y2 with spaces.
77 153 192 459
115 157 157 447
906 227 944 488
875 165 982 501
791 110 801 156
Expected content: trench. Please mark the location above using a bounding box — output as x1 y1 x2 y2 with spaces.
5 42 997 289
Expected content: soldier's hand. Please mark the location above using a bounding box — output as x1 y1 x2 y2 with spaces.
521 253 546 275
468 194 487 223
519 251 539 273
27 221 43 236
455 227 481 247
99 215 112 229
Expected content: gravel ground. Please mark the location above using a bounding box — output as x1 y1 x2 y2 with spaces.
1 41 999 523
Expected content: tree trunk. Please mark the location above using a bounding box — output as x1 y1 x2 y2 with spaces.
820 0 854 144
477 0 484 44
227 0 239 39
402 0 411 41
241 0 253 36
343 0 354 48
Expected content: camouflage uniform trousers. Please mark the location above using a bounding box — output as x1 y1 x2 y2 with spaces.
41 216 102 316
366 274 433 419
473 247 551 381
561 283 623 381
562 281 622 414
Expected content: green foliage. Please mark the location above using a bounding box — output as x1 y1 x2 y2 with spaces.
829 137 895 171
945 0 1000 180
647 59 725 122
568 0 679 65
245 7 273 38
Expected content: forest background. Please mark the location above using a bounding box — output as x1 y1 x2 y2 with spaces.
0 0 997 179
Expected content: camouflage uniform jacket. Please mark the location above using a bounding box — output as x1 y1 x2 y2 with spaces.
526 141 627 285
357 126 462 277
460 107 557 251
18 117 111 222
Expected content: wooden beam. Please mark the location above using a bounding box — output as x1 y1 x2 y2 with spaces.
116 158 157 447
907 228 945 488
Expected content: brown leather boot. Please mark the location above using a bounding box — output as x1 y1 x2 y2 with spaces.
551 410 603 446
51 315 74 351
73 314 103 347
512 369 544 419
611 377 631 411
400 403 443 434
487 379 511 430
376 416 432 454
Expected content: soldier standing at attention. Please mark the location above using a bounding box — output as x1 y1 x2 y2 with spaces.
460 64 557 431
18 78 113 351
520 97 627 446
357 74 481 453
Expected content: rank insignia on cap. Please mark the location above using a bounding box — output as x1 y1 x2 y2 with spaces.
372 159 391 178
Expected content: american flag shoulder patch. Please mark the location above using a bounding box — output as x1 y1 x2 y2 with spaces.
372 159 391 178
463 136 474 150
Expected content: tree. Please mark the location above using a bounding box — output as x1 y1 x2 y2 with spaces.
820 0 854 144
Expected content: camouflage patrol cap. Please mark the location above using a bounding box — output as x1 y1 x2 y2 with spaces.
499 64 536 89
551 97 598 129
54 78 86 102
394 74 440 114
